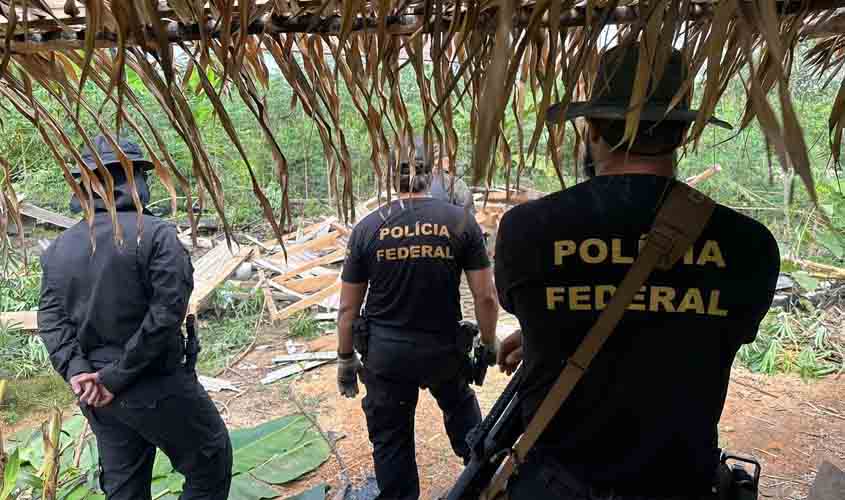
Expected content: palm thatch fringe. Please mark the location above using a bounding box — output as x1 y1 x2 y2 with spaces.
0 0 842 245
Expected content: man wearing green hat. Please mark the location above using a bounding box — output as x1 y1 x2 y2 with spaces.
494 44 780 498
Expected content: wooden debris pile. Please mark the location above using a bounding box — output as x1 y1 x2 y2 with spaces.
179 216 350 327
249 218 350 325
473 187 544 239
360 186 541 229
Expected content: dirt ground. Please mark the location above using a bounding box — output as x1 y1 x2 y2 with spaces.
209 317 844 500
7 308 842 500
5 238 843 499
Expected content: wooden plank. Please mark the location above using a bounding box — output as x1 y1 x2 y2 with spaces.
5 1 845 51
685 164 722 187
307 333 338 352
198 375 239 393
262 218 334 247
281 273 340 294
188 243 254 315
178 236 214 250
258 270 280 322
269 231 340 263
272 283 308 300
253 258 290 275
263 286 278 317
0 311 38 331
260 360 331 385
272 249 346 283
291 230 340 253
273 281 342 321
474 190 541 205
241 234 276 253
19 202 76 229
265 280 308 301
330 221 352 236
272 352 337 364
319 292 341 311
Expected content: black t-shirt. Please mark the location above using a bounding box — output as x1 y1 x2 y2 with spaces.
495 175 780 495
343 197 490 336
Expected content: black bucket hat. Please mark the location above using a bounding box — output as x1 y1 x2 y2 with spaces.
546 43 732 130
72 134 154 178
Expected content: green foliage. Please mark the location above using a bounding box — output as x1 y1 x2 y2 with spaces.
197 285 263 374
738 309 842 379
209 284 263 319
195 315 257 376
0 257 42 313
0 322 50 379
152 414 329 499
287 312 326 340
1 45 840 242
0 374 74 425
5 412 330 500
0 415 98 500
791 271 820 292
1 448 20 500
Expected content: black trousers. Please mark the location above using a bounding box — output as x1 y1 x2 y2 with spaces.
507 451 720 500
80 372 232 500
362 367 481 500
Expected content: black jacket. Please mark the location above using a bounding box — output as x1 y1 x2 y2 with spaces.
38 185 193 395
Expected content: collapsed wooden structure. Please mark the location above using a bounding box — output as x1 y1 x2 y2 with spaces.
0 0 844 256
0 186 534 332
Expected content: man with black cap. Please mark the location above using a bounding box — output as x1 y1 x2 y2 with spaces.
336 138 499 500
494 44 780 498
38 134 232 500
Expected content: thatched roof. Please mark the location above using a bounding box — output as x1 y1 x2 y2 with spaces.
1 0 845 250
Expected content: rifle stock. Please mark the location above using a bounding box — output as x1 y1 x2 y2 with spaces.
445 366 524 500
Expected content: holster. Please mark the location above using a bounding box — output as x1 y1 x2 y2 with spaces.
184 314 201 373
716 452 760 500
457 321 492 386
456 320 477 355
352 317 370 362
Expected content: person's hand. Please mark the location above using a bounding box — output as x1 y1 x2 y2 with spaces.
497 330 523 375
69 372 115 407
94 384 115 408
70 373 101 406
337 353 363 398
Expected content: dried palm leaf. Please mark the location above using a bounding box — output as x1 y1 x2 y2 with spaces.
40 408 62 500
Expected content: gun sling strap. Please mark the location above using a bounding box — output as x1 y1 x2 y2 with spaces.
481 182 716 500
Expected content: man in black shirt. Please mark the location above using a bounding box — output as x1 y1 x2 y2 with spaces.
337 141 499 500
495 44 779 498
39 135 232 500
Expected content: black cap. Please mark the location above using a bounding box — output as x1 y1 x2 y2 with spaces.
73 134 153 178
546 43 731 130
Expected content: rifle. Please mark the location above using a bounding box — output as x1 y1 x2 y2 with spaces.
446 366 524 500
447 374 762 500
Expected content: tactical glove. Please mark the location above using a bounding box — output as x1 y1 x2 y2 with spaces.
337 353 363 398
479 337 499 366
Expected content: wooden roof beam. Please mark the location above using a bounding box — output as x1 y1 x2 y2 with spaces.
803 13 845 36
4 1 845 54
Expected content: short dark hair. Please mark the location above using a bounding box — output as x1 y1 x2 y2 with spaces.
590 118 686 156
395 160 431 193
390 136 433 193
